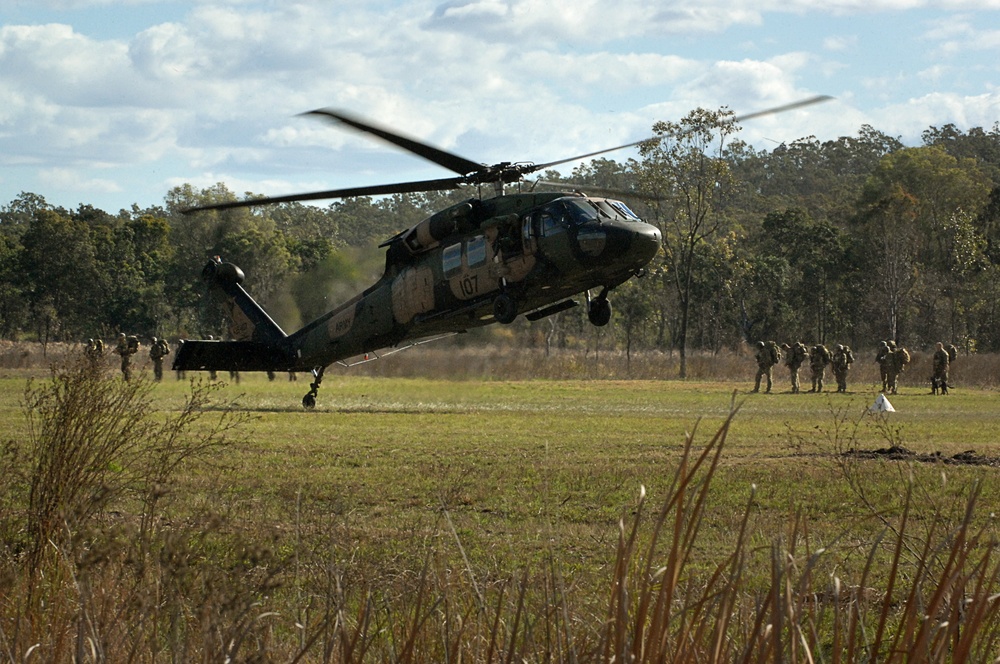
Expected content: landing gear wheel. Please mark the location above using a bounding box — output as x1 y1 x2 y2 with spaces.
588 298 612 327
302 365 326 409
493 293 518 324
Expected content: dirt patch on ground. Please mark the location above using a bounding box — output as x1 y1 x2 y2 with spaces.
843 446 1000 467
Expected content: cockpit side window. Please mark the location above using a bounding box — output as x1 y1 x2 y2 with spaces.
563 199 602 225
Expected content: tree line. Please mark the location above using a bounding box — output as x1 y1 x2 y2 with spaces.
2 114 999 368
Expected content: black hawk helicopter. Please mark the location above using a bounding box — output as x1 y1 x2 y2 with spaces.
173 97 829 407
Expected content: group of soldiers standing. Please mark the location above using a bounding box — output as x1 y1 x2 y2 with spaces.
873 340 911 395
85 334 170 381
84 335 299 383
753 340 855 394
753 338 957 395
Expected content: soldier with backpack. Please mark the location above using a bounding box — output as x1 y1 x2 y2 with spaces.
84 338 104 366
783 341 808 393
831 344 855 393
875 341 892 392
809 343 831 393
752 340 781 393
931 341 951 395
887 344 910 395
149 337 171 382
116 332 140 381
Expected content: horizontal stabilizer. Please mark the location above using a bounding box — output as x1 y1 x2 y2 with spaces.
172 339 296 372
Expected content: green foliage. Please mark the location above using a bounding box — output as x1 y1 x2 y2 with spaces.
637 107 744 376
3 118 1000 352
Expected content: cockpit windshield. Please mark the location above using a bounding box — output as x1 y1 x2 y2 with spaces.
560 197 642 224
536 197 644 238
606 199 640 220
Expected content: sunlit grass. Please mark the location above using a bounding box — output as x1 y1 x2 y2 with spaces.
3 350 1000 660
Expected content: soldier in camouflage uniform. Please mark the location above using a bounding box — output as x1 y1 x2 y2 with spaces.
149 337 170 382
783 341 808 393
116 332 139 380
831 344 855 393
875 341 892 392
84 338 104 365
752 341 779 393
808 343 831 393
931 341 950 395
886 344 909 395
206 335 218 380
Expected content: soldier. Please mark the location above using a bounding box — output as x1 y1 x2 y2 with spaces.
783 341 808 393
752 340 779 393
931 341 950 395
149 337 170 382
84 338 103 365
875 341 892 392
831 344 855 393
808 343 831 393
886 344 910 395
206 335 218 381
116 332 139 380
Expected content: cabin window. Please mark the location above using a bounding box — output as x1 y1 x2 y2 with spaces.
467 235 487 267
536 205 566 237
442 243 462 275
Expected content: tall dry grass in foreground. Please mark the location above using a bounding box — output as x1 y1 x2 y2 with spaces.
1 360 1000 661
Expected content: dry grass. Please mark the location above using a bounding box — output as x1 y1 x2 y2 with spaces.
2 355 1000 661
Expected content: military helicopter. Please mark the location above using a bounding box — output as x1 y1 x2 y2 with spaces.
173 97 829 407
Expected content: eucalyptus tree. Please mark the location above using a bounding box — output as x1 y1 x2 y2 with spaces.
636 107 744 378
854 146 991 344
19 208 99 341
0 233 27 337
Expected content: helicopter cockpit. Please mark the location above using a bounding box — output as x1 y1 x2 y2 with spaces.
534 197 642 235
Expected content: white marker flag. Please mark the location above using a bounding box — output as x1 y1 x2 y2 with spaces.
870 393 896 413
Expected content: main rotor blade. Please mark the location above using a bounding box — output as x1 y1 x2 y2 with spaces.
528 94 834 174
532 179 661 201
181 176 467 214
304 108 485 177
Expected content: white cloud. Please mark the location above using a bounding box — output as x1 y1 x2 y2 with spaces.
39 167 121 193
867 91 1000 142
2 0 1000 211
822 35 858 51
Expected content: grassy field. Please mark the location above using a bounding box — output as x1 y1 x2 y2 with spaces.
2 351 1000 661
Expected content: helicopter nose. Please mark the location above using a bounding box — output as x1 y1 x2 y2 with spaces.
631 223 661 264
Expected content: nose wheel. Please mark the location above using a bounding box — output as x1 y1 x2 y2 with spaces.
302 366 325 409
493 292 518 324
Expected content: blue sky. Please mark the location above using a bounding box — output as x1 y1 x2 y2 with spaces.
1 0 998 213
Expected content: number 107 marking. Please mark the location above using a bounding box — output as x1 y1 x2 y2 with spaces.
458 274 479 297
